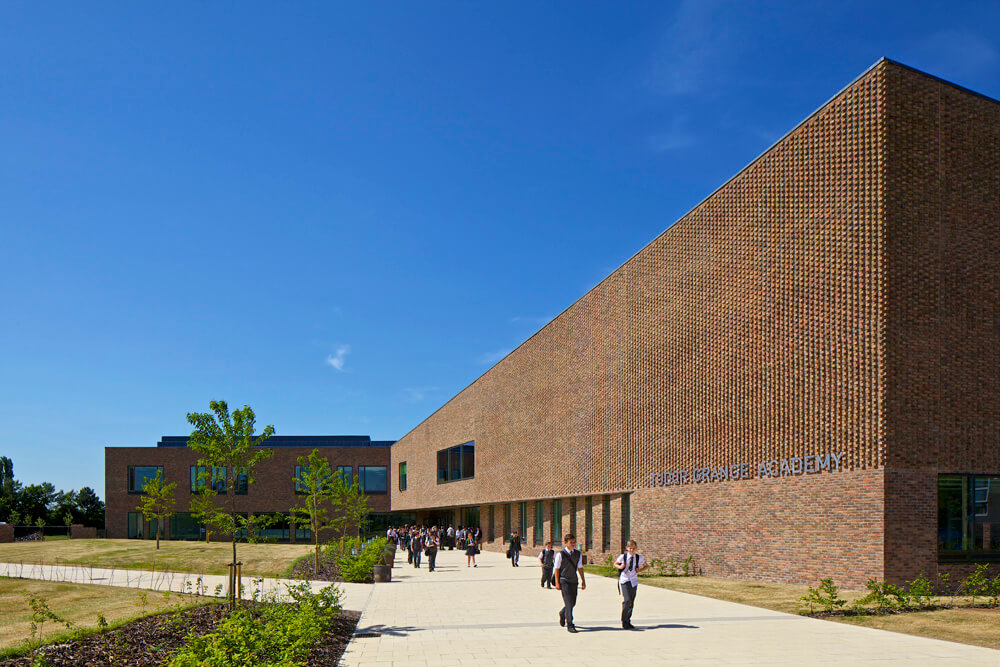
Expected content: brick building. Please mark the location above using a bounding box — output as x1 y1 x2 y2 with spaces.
388 59 1000 587
105 435 394 542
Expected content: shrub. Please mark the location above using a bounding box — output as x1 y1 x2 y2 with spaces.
170 584 342 667
798 578 847 614
961 563 991 606
851 578 912 614
905 574 934 609
328 537 387 583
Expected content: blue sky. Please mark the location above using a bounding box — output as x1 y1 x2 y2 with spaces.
2 1 998 496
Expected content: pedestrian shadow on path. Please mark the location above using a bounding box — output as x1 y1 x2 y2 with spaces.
354 624 421 638
577 623 698 632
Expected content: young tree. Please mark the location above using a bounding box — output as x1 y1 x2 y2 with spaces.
137 470 177 550
289 450 346 575
186 400 275 566
188 480 220 543
342 477 371 540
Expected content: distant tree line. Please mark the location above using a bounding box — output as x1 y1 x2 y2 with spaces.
0 456 105 528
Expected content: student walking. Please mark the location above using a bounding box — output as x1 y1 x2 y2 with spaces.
614 539 648 629
412 529 423 569
508 530 522 567
447 525 455 550
465 532 478 567
538 541 555 588
426 529 439 572
554 533 585 633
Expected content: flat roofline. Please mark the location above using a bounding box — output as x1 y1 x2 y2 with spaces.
103 435 396 448
393 57 999 446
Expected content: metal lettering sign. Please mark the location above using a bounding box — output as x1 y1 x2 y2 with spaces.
649 451 845 487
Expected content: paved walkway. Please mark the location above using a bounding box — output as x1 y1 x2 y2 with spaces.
341 549 1000 666
0 561 372 611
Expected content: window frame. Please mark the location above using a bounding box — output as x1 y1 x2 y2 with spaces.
435 441 475 484
358 465 388 495
938 473 1000 562
127 466 164 494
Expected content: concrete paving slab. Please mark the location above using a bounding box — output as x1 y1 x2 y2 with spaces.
341 549 1000 666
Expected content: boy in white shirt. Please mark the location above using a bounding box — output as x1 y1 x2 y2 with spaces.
613 539 648 629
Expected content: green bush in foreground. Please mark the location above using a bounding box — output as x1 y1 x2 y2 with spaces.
323 536 387 583
169 582 341 667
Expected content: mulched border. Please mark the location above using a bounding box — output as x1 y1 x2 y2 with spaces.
1 604 360 667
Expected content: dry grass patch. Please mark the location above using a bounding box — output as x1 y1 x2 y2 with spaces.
0 540 313 577
0 578 204 651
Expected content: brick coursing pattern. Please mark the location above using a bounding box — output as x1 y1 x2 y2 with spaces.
104 446 390 540
391 61 1000 584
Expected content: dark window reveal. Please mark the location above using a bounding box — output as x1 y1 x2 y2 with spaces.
358 466 387 494
939 474 1000 561
436 441 475 484
128 466 164 494
399 462 407 491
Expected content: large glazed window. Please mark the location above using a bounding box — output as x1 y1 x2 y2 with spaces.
127 466 164 494
336 466 353 486
170 512 202 541
190 466 226 494
939 474 1000 561
436 441 475 484
359 466 387 494
551 499 562 545
534 502 543 545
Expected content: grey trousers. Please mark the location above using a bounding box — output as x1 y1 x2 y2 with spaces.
621 581 637 625
559 579 578 627
541 566 553 587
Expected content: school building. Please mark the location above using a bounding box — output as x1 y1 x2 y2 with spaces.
387 59 1000 587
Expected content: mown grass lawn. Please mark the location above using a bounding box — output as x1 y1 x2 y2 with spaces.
0 578 209 653
0 539 313 577
583 566 1000 651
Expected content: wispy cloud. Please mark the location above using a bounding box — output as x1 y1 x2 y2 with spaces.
647 116 696 152
325 345 351 372
402 386 439 402
479 347 514 365
646 0 737 96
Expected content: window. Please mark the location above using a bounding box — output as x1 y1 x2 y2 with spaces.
504 504 511 543
170 512 202 541
336 466 353 486
235 466 248 495
251 513 289 541
602 495 611 551
399 462 407 491
128 512 157 540
939 474 1000 561
519 502 527 537
358 466 387 494
534 502 543 544
436 441 475 483
127 466 163 494
489 505 495 542
294 466 309 494
552 499 562 545
621 494 631 552
190 466 226 494
570 497 577 537
585 497 593 550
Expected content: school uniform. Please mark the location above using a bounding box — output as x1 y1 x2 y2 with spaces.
615 552 646 628
553 547 583 631
426 534 439 572
538 547 554 588
412 534 423 568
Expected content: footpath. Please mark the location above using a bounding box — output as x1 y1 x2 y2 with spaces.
341 549 1000 666
0 560 372 611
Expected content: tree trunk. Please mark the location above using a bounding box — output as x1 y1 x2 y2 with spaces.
156 518 160 550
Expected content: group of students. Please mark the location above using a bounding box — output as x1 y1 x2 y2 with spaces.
387 524 483 571
511 530 648 632
391 524 649 631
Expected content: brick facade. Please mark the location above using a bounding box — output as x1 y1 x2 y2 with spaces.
105 444 390 540
388 60 1000 586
